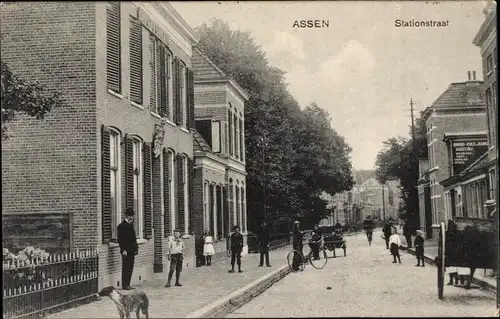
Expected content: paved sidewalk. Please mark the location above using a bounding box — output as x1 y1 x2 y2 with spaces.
400 237 497 292
47 246 293 319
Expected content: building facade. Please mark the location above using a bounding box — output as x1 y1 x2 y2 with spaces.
191 48 249 262
422 74 486 237
473 2 498 221
1 2 201 289
417 158 433 238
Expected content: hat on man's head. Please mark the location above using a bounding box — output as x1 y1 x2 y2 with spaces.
125 208 135 217
294 221 300 224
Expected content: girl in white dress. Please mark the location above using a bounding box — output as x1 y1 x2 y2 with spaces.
203 230 215 266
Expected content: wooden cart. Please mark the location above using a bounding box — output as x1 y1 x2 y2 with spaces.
435 217 497 299
317 225 347 257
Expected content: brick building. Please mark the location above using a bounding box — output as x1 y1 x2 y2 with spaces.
472 2 497 220
191 48 249 260
1 2 201 289
422 73 486 237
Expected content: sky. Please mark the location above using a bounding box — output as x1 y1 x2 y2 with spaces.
171 1 488 170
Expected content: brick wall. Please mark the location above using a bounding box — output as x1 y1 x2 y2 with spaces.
94 2 196 282
1 2 99 250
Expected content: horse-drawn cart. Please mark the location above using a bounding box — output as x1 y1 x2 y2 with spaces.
435 217 497 299
317 225 347 257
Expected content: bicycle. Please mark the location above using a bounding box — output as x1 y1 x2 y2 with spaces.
286 237 328 272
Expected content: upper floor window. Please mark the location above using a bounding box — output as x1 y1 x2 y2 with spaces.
106 2 121 93
228 109 233 156
132 139 143 238
180 62 187 127
129 17 143 105
239 118 244 161
486 89 493 146
149 36 173 119
487 54 493 74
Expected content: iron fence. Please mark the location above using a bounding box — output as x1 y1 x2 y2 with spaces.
247 232 292 253
3 249 98 319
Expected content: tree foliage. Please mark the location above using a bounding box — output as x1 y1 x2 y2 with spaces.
375 112 428 231
1 61 63 139
196 19 354 231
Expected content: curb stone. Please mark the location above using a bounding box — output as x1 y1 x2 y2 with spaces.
185 264 291 318
400 245 497 295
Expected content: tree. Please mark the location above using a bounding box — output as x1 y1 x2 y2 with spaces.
375 112 429 232
196 19 354 233
1 61 64 139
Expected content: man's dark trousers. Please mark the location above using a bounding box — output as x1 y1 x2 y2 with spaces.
121 254 135 288
259 248 270 266
405 234 412 248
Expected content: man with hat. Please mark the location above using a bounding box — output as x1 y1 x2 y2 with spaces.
165 229 185 287
117 208 138 290
292 220 304 271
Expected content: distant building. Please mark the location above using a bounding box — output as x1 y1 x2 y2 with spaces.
423 72 487 237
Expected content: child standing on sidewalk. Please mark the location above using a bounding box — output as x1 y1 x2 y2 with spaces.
203 229 215 266
414 230 425 267
389 226 402 263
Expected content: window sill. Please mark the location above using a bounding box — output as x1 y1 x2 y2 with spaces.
164 118 176 127
180 127 190 134
151 112 161 119
137 239 147 244
107 89 124 99
131 101 144 110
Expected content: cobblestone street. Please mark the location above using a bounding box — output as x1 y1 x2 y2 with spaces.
226 231 497 318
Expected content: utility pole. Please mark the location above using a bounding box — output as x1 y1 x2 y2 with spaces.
381 181 386 221
409 98 417 229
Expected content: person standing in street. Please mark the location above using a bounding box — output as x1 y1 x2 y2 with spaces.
117 208 138 290
403 219 412 248
362 215 375 245
165 229 185 287
292 221 304 271
258 221 271 267
389 226 402 263
229 225 244 273
414 230 425 267
382 220 392 249
203 229 215 266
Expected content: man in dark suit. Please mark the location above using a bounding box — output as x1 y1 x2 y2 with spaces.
117 208 138 290
258 221 271 267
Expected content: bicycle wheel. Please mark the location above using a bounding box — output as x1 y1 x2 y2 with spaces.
287 249 304 272
308 249 328 269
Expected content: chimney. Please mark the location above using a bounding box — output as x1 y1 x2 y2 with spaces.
467 71 471 81
473 70 476 80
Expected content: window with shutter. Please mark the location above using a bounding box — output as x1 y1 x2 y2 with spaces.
106 2 121 93
228 109 233 156
234 113 238 160
129 17 143 105
157 43 166 116
164 50 173 120
239 119 244 161
181 63 187 127
187 68 195 129
102 126 112 243
143 142 152 239
177 154 185 232
163 149 175 237
104 127 121 242
149 35 158 114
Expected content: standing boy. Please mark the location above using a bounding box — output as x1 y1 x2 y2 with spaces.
229 225 244 273
165 229 185 287
117 208 138 290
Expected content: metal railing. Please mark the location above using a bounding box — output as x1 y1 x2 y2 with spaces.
3 249 99 319
247 233 292 253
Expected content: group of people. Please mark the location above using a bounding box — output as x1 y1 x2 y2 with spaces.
362 215 425 266
117 208 271 290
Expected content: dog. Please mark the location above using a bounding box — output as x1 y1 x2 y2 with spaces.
97 286 149 319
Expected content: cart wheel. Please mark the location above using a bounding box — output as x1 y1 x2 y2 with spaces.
437 222 446 300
